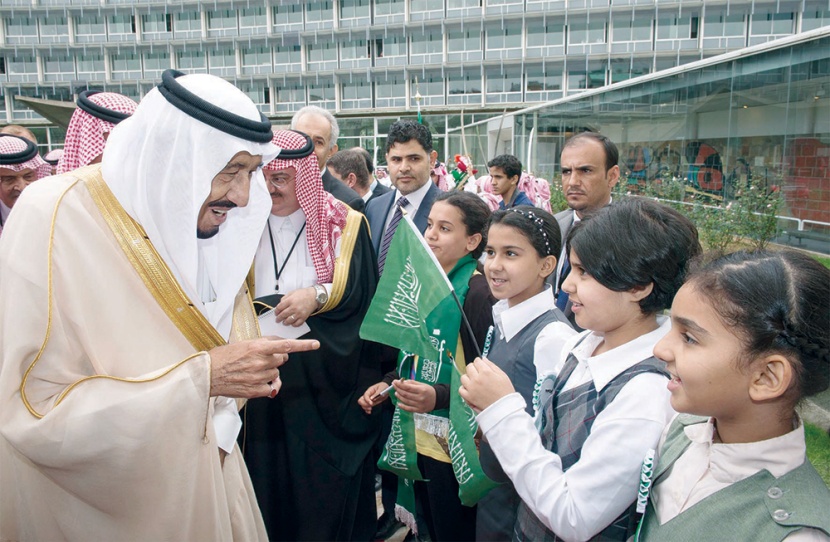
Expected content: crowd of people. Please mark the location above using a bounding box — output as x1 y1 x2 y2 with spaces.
0 70 828 542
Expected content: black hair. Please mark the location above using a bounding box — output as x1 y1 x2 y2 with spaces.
434 191 492 260
384 119 433 154
687 250 830 399
567 197 702 314
487 154 522 179
563 132 619 172
353 146 374 174
327 149 370 189
488 205 561 259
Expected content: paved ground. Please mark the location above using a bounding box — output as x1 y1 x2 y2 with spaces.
803 389 830 432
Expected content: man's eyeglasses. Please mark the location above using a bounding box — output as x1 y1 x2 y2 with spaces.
266 173 293 189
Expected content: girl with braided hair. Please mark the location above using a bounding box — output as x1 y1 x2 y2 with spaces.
642 250 830 540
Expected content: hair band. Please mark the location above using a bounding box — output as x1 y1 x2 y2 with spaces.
0 134 39 165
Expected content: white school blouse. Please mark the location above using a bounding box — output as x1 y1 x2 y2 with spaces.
477 319 675 542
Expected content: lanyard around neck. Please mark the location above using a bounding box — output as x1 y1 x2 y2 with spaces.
267 218 307 291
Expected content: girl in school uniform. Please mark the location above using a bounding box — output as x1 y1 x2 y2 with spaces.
641 250 830 541
474 205 578 541
461 197 702 541
359 190 494 542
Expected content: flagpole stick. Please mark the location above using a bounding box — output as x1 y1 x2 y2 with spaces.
450 290 483 360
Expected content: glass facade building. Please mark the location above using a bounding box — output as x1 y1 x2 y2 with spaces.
1 0 827 156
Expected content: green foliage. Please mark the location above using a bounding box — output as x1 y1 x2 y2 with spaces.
813 255 830 269
805 423 830 488
547 174 569 213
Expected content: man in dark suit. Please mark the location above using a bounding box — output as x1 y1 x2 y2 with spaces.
291 106 364 212
327 148 391 206
553 132 620 322
364 119 441 540
365 120 441 259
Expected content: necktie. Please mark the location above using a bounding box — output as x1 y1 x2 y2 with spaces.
377 196 409 275
555 253 570 312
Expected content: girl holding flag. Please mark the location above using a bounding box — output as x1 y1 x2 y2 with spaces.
359 191 495 542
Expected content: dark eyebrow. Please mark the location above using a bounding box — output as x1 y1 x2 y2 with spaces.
673 316 710 338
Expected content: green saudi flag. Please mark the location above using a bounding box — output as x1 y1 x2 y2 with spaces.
360 214 453 360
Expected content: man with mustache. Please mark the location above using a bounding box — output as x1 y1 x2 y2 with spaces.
0 134 51 237
245 129 380 541
553 132 620 322
0 71 318 541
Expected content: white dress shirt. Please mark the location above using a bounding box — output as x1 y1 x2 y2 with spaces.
491 286 576 377
254 209 339 298
382 181 433 233
476 318 674 542
652 416 829 541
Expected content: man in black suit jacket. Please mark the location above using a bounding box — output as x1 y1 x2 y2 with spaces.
327 148 392 206
363 120 441 539
553 132 620 324
291 106 364 212
365 120 441 256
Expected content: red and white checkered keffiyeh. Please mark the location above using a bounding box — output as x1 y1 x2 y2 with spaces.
43 148 64 165
265 130 348 283
0 135 51 179
57 92 138 175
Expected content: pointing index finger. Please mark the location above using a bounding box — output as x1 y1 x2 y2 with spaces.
260 338 320 354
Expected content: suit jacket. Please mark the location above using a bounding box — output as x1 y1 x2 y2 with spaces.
366 181 391 205
322 168 365 212
365 182 440 254
554 208 575 248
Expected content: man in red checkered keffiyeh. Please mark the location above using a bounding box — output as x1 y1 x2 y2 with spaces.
57 91 137 174
0 134 51 233
246 129 382 541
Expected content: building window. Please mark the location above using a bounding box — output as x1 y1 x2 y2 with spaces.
750 12 794 38
375 0 406 21
802 10 830 31
569 19 607 45
447 28 483 61
306 1 334 27
142 13 173 40
657 16 699 40
447 71 482 105
143 51 170 79
341 39 370 68
526 20 565 57
275 80 306 112
612 15 652 43
702 12 745 49
486 67 523 103
410 28 444 64
239 7 267 35
341 78 373 109
75 15 107 43
40 16 70 44
610 57 651 83
307 80 335 108
307 41 338 70
174 12 202 39
567 59 606 92
410 0 444 18
526 65 563 102
43 54 75 82
108 14 136 41
241 46 272 75
340 0 370 23
177 50 208 73
485 25 522 60
208 48 237 76
274 45 302 71
239 82 270 113
111 52 142 80
374 35 407 66
207 9 238 37
5 16 39 44
6 53 38 83
411 72 445 106
375 74 406 108
273 4 303 30
77 54 106 80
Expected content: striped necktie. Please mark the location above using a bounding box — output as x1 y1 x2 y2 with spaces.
377 196 409 275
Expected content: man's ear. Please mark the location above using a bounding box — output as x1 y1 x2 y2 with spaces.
345 173 358 188
748 354 794 402
430 150 438 168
